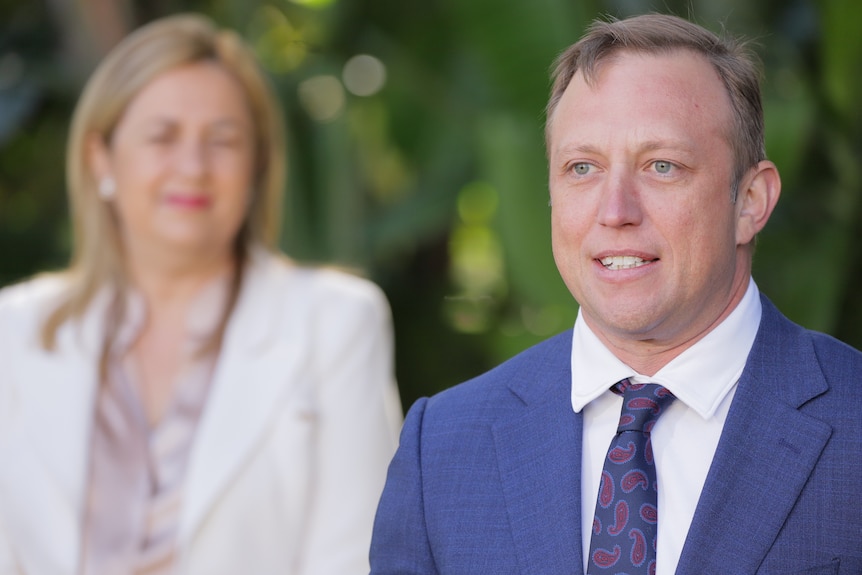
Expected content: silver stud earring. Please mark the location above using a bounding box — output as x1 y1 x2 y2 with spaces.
98 177 116 200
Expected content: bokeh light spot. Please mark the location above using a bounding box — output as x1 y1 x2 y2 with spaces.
343 54 387 97
298 75 345 122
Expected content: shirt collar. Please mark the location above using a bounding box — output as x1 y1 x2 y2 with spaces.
570 277 762 419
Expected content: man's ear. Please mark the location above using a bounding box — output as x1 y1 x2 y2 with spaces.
736 160 781 246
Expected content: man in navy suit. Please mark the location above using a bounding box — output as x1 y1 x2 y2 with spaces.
371 13 862 575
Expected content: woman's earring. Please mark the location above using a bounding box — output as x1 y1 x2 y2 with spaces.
98 177 116 200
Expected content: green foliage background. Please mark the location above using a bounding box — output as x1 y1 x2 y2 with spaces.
1 0 860 411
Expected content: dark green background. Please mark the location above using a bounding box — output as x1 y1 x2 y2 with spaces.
2 0 860 411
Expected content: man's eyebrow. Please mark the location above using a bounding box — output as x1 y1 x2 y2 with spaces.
552 143 603 157
637 138 697 152
553 139 697 157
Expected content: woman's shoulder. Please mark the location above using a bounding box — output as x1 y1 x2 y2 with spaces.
237 250 393 347
303 265 387 306
0 274 72 348
0 273 69 318
252 250 389 310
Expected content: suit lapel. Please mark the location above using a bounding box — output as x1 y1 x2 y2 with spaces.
179 253 311 543
676 298 832 574
492 332 584 575
0 291 104 575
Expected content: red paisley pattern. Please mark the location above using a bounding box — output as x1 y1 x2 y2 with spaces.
607 501 629 535
627 397 660 415
599 470 614 508
621 469 648 492
640 503 658 524
608 441 636 464
629 528 647 566
587 381 676 575
592 545 622 568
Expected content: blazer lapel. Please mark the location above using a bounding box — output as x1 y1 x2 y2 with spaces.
179 253 311 544
0 293 103 575
492 332 584 575
676 298 832 575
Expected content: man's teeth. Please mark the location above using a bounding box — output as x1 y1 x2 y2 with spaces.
600 256 650 270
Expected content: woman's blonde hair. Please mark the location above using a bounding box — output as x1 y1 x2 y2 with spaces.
42 13 286 359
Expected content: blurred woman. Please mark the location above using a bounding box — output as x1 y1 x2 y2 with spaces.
0 13 401 575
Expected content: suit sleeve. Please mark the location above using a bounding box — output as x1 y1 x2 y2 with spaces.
298 278 403 575
370 397 439 575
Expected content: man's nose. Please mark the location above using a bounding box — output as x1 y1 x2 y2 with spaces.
596 170 643 228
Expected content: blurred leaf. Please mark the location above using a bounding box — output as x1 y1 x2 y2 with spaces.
762 66 816 191
820 0 862 127
477 113 578 361
0 77 38 145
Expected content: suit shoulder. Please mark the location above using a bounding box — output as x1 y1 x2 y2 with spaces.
808 328 862 379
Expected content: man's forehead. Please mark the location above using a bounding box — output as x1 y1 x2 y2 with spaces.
576 47 715 87
548 51 734 157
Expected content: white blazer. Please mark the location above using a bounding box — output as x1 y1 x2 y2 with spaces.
0 250 403 574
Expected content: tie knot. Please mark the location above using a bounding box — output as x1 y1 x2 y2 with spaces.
614 381 675 434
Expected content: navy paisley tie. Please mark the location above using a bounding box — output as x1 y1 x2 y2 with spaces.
587 381 676 574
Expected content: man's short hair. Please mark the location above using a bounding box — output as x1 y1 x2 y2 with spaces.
546 13 766 200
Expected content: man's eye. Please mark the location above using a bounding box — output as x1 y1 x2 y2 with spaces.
572 162 591 175
653 161 673 174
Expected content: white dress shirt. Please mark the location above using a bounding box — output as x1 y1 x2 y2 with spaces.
571 278 762 575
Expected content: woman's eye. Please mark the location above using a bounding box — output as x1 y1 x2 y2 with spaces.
147 132 173 144
572 162 591 175
653 161 673 174
209 129 244 148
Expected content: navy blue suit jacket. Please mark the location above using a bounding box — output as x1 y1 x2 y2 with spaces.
371 296 862 574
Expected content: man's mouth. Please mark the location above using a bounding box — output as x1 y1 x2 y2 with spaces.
599 256 656 270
